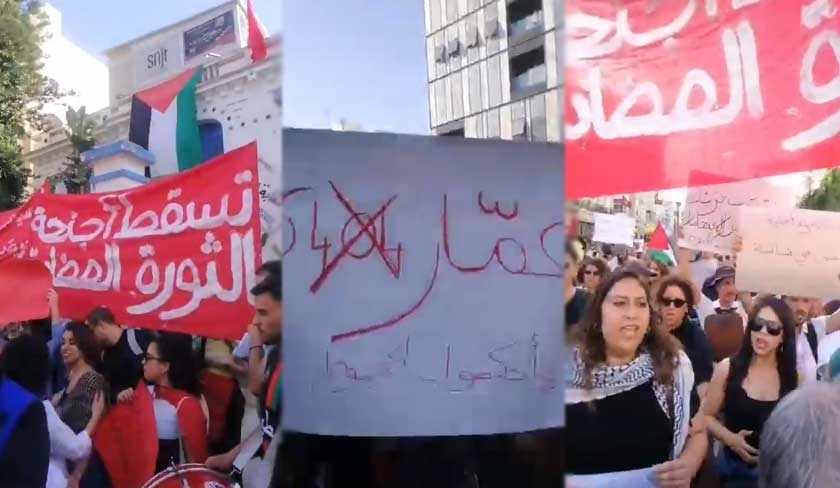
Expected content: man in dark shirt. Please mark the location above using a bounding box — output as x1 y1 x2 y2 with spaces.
0 371 50 487
86 307 152 403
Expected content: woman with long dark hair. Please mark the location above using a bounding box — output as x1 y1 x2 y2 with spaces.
566 268 707 487
566 240 590 331
53 321 108 488
701 296 799 486
143 332 209 472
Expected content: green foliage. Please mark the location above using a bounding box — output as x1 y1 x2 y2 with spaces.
0 0 62 209
800 169 840 211
58 105 95 194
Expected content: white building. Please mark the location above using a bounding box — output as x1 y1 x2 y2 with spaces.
37 3 110 122
22 0 283 257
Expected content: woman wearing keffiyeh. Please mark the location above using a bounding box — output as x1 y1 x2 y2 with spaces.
566 267 707 488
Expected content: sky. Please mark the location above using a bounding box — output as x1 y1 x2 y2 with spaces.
283 0 430 134
48 0 430 135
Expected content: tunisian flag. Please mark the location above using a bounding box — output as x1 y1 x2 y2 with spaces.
247 0 268 63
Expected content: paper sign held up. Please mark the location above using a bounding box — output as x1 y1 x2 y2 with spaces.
736 206 840 298
680 178 792 253
282 130 565 437
593 212 635 246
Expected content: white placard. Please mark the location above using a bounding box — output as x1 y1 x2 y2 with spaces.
593 212 635 246
737 206 840 298
680 179 792 253
283 130 565 436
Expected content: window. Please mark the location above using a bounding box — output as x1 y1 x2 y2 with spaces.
529 94 547 141
468 64 482 114
441 128 465 137
507 0 543 40
510 45 547 94
446 0 458 23
466 23 480 48
487 55 502 107
447 37 461 56
450 70 464 120
486 108 500 138
435 45 447 62
429 0 442 31
199 120 224 162
511 101 527 140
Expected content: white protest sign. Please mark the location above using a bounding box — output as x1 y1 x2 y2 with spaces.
283 130 565 436
593 212 635 246
680 179 792 253
737 206 840 298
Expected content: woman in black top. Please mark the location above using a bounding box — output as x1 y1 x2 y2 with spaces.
566 267 707 487
702 296 799 486
656 275 714 417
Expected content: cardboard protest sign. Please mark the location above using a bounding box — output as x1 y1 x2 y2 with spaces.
283 130 565 436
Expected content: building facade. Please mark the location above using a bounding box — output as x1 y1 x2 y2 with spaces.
423 0 562 142
23 0 283 257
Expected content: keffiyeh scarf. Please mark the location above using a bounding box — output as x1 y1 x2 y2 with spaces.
565 348 694 459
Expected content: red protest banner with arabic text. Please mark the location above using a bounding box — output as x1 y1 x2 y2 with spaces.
0 143 261 340
567 0 840 199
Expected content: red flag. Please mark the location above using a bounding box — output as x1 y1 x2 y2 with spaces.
94 381 157 488
0 260 51 325
648 222 670 251
247 0 268 64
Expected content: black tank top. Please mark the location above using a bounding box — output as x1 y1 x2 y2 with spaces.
722 381 778 458
567 380 673 474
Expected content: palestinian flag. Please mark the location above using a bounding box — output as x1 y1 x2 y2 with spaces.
129 67 203 177
648 221 677 266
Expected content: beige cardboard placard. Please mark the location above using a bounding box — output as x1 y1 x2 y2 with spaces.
680 179 792 253
736 206 840 298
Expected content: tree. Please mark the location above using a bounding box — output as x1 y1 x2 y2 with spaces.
800 169 840 211
57 105 95 194
0 0 62 209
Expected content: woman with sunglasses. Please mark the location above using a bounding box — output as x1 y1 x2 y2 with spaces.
657 275 714 418
142 332 209 472
577 256 608 294
701 296 799 486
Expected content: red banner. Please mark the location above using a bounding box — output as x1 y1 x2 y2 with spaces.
567 0 840 199
0 259 51 325
0 143 261 340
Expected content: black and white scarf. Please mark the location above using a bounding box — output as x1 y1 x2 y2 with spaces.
565 348 694 459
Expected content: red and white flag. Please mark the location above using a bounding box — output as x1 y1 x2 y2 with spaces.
247 0 268 64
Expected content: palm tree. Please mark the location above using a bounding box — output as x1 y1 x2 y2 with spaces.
57 105 95 194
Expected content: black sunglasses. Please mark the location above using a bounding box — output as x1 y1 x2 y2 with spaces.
583 270 600 276
660 298 686 308
748 317 783 336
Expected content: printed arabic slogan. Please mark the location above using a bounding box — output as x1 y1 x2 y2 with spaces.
282 130 565 437
567 0 840 199
0 143 261 340
680 175 792 253
737 206 840 298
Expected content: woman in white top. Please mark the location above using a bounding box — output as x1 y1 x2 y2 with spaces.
0 333 106 488
44 393 105 487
